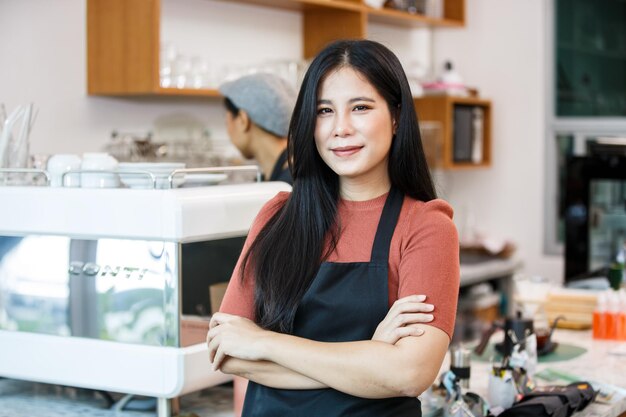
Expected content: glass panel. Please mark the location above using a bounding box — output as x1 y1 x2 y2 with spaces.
181 237 246 316
588 179 626 271
555 0 626 116
0 235 179 347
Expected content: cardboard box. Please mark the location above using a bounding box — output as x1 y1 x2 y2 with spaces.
180 317 210 347
209 282 229 315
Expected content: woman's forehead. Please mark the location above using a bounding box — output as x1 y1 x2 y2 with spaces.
317 67 377 100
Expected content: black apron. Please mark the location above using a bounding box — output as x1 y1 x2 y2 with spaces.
242 188 421 417
268 149 293 185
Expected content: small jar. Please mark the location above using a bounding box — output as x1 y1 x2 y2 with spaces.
80 153 119 188
47 154 81 187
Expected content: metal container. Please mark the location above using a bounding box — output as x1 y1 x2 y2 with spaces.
450 346 471 388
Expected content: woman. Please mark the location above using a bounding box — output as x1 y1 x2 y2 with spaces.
208 39 460 416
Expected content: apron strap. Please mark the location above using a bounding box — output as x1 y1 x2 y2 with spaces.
269 149 289 181
370 187 404 264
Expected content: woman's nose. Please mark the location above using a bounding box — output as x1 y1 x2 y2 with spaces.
333 115 354 137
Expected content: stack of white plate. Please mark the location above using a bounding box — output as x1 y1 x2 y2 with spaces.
117 162 186 189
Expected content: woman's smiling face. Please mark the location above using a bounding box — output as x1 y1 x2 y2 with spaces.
314 67 395 186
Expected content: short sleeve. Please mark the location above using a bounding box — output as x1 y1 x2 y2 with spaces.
219 192 290 320
398 199 460 340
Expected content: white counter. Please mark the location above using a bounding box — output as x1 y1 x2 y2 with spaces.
0 182 291 241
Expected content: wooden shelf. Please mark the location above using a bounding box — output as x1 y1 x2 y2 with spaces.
154 87 222 97
87 0 465 97
220 0 364 13
226 0 464 27
88 88 222 98
414 96 492 170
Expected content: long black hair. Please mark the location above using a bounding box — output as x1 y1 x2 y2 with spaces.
241 39 437 333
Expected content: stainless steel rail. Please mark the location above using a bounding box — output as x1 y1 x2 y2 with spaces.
0 168 51 185
167 165 262 188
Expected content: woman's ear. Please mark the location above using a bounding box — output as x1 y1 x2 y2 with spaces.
392 105 400 134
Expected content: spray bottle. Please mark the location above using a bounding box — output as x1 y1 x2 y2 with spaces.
607 291 620 340
593 291 607 340
617 288 626 340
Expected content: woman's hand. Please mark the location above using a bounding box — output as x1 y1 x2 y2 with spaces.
207 295 434 371
207 312 271 371
372 294 434 344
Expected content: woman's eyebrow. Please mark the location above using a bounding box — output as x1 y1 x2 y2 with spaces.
317 97 376 105
349 97 375 103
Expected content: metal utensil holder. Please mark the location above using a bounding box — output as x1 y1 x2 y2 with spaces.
0 168 51 186
167 165 262 188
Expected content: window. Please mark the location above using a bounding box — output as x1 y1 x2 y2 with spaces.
544 0 626 255
555 0 626 117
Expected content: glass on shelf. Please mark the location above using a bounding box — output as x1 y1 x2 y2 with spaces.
218 60 309 91
160 42 215 90
172 54 191 89
160 40 307 91
190 57 213 89
159 42 177 88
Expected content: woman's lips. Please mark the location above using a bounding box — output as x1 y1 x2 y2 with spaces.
331 146 363 157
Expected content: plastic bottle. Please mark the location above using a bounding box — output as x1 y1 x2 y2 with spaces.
606 291 620 340
592 291 607 339
440 61 463 86
617 288 626 340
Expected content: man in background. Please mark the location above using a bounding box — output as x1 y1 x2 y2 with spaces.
219 73 296 185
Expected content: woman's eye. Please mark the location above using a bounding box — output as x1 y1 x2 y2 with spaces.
317 107 332 115
353 105 370 111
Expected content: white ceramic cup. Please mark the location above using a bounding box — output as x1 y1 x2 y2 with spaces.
47 154 82 187
80 153 119 188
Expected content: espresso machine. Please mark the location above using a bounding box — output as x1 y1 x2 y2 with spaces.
0 180 290 416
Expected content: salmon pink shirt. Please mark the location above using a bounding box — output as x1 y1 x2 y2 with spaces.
220 191 460 339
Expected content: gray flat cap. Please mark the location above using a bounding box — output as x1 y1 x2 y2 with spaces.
219 73 297 137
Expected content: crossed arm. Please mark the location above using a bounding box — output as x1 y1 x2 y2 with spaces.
206 295 450 398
